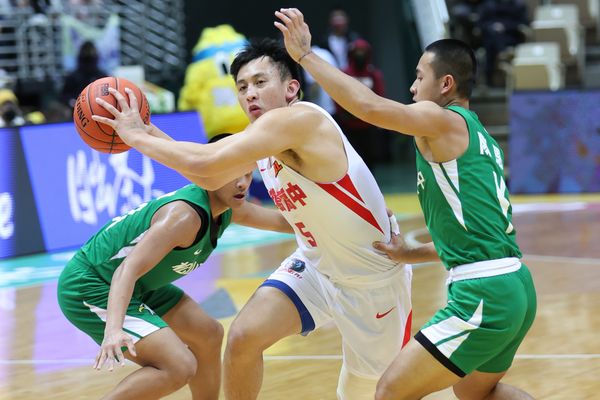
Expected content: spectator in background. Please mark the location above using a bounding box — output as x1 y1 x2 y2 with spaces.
336 38 387 168
447 0 483 50
0 89 25 127
302 45 338 116
478 0 529 86
0 88 45 127
60 41 107 109
323 6 361 69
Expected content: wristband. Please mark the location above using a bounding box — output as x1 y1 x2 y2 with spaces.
297 50 312 63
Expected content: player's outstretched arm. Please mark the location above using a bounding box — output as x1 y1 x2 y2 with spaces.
232 201 294 234
93 88 312 179
274 8 452 139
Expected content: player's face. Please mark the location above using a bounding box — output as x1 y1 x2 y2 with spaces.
214 171 253 209
235 57 293 122
410 52 444 104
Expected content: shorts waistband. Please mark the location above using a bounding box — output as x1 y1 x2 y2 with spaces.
446 257 521 284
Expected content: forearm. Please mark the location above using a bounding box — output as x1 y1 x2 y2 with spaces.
130 132 219 177
404 242 440 264
299 52 379 121
148 123 174 140
104 265 136 332
233 202 294 234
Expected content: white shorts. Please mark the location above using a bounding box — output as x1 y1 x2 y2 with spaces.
261 250 413 379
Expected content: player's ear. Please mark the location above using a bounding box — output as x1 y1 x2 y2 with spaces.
440 74 455 95
286 79 301 102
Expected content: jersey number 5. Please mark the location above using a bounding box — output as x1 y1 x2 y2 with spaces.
295 222 317 247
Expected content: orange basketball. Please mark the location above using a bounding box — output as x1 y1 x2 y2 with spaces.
73 77 151 154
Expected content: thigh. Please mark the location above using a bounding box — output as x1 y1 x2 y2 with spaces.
161 292 221 345
334 267 413 378
378 338 462 399
124 326 193 369
260 254 333 335
229 286 302 349
453 370 506 400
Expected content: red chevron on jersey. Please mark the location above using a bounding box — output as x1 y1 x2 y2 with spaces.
337 174 364 202
317 176 384 234
273 160 283 177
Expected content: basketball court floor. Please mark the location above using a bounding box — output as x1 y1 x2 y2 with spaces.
1 193 599 399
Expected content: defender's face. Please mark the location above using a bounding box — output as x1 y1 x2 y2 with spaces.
410 52 443 104
214 171 253 209
235 57 291 122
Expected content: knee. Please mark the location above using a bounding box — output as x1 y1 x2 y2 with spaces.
226 320 266 357
203 319 224 349
167 349 198 387
187 319 224 353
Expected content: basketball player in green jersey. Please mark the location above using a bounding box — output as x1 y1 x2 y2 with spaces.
57 134 293 400
275 8 536 400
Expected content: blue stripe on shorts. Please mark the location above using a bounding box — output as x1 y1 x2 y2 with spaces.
260 279 316 335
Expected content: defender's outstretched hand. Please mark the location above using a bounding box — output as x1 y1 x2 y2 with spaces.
373 232 411 263
92 87 152 146
274 8 312 63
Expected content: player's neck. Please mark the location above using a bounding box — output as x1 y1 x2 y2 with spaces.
206 191 228 219
443 97 469 109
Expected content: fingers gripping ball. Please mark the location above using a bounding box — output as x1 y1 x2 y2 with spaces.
73 77 151 154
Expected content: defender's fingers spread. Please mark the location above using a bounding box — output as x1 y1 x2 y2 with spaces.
274 21 288 34
289 8 304 23
276 10 292 25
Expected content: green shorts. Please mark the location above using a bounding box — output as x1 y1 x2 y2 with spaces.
57 258 184 345
415 264 537 376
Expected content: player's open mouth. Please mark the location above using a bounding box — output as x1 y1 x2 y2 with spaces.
248 105 261 116
234 194 245 199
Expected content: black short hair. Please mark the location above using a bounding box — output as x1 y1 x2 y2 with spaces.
230 37 301 84
424 39 476 98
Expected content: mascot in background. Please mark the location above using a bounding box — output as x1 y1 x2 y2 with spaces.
178 25 249 139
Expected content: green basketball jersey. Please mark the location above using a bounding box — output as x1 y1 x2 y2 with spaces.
73 184 232 295
415 105 521 270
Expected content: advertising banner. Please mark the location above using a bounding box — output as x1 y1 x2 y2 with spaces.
0 128 44 258
20 112 206 251
509 91 600 193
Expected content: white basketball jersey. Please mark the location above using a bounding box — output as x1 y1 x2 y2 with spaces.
257 102 404 286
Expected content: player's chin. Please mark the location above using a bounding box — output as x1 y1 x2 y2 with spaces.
229 194 247 207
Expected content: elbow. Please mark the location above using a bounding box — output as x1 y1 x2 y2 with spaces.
350 91 382 123
361 101 381 125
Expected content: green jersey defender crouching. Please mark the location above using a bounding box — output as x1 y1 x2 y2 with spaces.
57 134 292 400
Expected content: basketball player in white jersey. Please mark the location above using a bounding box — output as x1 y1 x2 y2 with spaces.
92 38 412 400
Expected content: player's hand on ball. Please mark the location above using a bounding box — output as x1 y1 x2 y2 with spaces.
92 87 150 146
94 329 137 371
